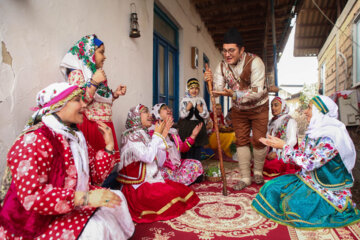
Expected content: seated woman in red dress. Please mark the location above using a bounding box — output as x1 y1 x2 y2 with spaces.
116 104 199 223
263 97 300 178
0 82 134 240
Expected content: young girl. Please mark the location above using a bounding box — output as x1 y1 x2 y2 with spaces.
149 103 204 185
263 97 300 178
116 104 199 223
178 78 209 160
60 34 126 162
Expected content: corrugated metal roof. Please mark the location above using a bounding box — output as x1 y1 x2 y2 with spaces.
294 0 348 56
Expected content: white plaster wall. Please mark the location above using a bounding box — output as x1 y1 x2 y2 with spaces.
0 0 154 182
0 0 222 183
156 0 223 106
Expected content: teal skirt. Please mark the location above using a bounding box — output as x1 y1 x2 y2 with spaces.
251 174 360 229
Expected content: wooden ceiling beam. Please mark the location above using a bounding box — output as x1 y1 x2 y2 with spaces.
296 35 328 40
208 25 265 33
194 0 266 13
297 23 331 27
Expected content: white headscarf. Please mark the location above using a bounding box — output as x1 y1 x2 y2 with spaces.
268 97 291 135
306 96 356 175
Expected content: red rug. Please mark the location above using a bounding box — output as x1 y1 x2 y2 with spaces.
131 170 360 240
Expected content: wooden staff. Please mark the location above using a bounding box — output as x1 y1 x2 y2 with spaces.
205 64 228 196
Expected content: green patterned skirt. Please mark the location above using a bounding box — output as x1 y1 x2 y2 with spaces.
252 174 360 229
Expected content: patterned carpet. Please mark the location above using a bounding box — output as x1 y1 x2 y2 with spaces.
131 160 360 240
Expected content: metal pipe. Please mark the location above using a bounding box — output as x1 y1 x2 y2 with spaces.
271 0 278 96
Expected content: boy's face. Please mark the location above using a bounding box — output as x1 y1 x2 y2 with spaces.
189 86 199 97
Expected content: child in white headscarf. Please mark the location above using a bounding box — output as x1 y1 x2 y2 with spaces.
252 95 359 229
178 78 209 160
149 103 204 185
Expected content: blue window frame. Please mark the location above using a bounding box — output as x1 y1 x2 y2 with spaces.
203 54 210 108
153 5 179 120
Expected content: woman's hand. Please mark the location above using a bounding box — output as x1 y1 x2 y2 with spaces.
267 152 277 160
190 122 203 139
186 102 193 111
74 189 121 208
259 135 285 149
97 121 114 151
88 189 122 208
113 84 127 99
92 69 107 84
154 120 165 134
162 116 174 138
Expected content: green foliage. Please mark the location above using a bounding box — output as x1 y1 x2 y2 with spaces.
205 166 221 177
298 83 319 110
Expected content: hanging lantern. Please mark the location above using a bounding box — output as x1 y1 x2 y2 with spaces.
129 3 140 38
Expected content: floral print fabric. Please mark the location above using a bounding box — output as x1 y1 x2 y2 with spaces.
68 70 112 121
1 129 115 239
281 136 353 210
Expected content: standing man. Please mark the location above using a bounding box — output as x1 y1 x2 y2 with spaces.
205 28 269 191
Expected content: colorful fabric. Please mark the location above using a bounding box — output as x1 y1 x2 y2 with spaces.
67 70 112 121
25 82 82 130
213 52 268 110
117 104 199 223
179 80 209 121
0 122 134 239
121 179 199 223
150 103 203 186
281 136 354 209
187 78 200 89
77 115 120 162
306 96 356 176
151 103 166 121
60 34 113 101
252 133 360 228
148 128 203 186
208 131 236 158
210 112 225 130
118 104 152 170
252 174 360 229
311 96 329 114
264 97 299 177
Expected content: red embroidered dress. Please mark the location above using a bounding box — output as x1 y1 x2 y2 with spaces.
0 123 119 240
117 105 200 223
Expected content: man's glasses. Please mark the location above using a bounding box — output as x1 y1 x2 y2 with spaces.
221 48 237 55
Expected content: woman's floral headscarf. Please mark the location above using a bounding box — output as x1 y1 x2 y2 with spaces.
151 103 166 121
60 34 112 100
268 97 292 138
25 82 90 191
119 104 152 170
25 82 82 130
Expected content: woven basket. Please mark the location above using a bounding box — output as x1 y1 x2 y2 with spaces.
205 175 222 182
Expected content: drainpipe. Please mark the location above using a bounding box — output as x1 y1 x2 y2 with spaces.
271 0 278 96
336 32 339 91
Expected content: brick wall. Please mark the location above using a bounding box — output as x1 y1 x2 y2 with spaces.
318 1 360 95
